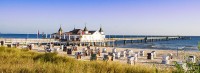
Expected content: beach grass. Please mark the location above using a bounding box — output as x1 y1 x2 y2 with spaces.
0 46 172 73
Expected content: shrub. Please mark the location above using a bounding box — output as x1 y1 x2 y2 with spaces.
173 61 200 73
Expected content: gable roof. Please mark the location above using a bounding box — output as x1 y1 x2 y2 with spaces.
70 29 82 34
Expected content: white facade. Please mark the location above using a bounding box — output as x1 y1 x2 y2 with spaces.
52 26 105 43
80 31 105 42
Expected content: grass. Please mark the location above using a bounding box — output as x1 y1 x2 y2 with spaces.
0 46 171 73
173 61 200 73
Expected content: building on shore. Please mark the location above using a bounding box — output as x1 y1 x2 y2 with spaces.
51 25 106 46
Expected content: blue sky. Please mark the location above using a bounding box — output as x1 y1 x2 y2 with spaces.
0 0 200 36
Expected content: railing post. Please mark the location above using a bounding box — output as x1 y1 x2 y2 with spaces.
124 40 126 45
144 37 147 43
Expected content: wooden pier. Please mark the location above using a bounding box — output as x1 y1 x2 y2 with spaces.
0 38 58 45
65 36 190 47
105 36 190 46
0 36 191 47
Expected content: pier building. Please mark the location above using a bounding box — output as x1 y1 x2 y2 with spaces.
51 25 106 46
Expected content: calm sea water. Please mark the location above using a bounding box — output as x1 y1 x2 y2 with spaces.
107 35 200 51
0 34 50 39
0 34 199 51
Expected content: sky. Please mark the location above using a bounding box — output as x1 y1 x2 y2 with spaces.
0 0 200 36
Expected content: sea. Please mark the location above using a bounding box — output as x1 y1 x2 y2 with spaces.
0 34 199 51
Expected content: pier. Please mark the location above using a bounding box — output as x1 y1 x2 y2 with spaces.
0 36 190 47
64 36 190 47
105 36 190 46
0 38 58 45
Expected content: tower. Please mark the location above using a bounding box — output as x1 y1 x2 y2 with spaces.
58 25 63 39
84 24 88 34
99 25 104 34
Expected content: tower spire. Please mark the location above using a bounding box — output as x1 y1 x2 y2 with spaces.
99 24 103 32
58 24 63 33
83 22 89 34
99 24 104 34
84 22 88 31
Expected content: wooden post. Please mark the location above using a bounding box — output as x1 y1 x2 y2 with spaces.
140 40 143 43
124 40 126 45
112 41 115 47
166 37 169 41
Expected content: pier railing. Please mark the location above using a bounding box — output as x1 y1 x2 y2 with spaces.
105 36 186 42
0 38 58 44
0 36 190 46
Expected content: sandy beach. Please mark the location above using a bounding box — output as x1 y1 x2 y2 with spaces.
29 45 200 70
